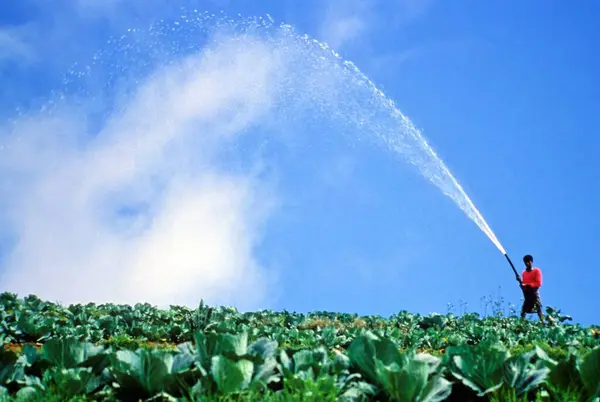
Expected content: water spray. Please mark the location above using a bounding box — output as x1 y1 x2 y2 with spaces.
0 10 529 303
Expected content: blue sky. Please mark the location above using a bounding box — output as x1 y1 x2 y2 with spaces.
0 0 598 325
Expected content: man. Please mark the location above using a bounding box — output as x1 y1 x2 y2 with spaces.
519 254 546 323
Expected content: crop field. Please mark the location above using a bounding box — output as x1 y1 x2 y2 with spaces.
1 292 599 401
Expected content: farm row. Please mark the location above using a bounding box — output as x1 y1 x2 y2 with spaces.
1 293 599 400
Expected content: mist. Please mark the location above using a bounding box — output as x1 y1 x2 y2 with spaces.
0 34 287 310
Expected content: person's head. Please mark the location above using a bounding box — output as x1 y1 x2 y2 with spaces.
523 254 533 270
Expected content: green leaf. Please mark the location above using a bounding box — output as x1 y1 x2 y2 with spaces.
279 349 293 374
210 355 253 394
330 348 352 374
13 375 44 400
340 381 378 401
190 332 210 373
0 349 18 384
348 331 401 385
414 353 444 375
217 331 249 356
42 367 105 397
15 386 40 400
251 356 279 388
532 345 558 366
445 342 508 396
420 315 448 330
548 352 583 392
419 374 453 402
293 348 326 374
503 352 549 396
248 338 278 361
246 338 279 388
579 347 600 399
376 358 425 400
0 386 8 401
375 352 451 402
109 348 195 399
42 337 108 373
111 349 169 397
172 350 195 373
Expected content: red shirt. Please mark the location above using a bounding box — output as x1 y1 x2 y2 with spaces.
522 267 542 288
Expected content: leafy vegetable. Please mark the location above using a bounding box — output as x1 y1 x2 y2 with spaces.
0 292 598 401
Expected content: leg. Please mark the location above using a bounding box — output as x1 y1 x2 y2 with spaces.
521 288 534 319
533 290 545 324
520 298 528 319
536 304 545 324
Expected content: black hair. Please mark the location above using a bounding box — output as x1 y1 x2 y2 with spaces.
523 254 533 263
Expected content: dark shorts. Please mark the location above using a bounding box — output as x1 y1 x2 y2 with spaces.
521 287 542 313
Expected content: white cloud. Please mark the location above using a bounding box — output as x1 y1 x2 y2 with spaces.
316 0 436 52
318 0 369 50
0 29 34 63
0 34 285 310
319 15 365 51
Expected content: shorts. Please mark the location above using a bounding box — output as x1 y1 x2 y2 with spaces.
521 287 542 314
